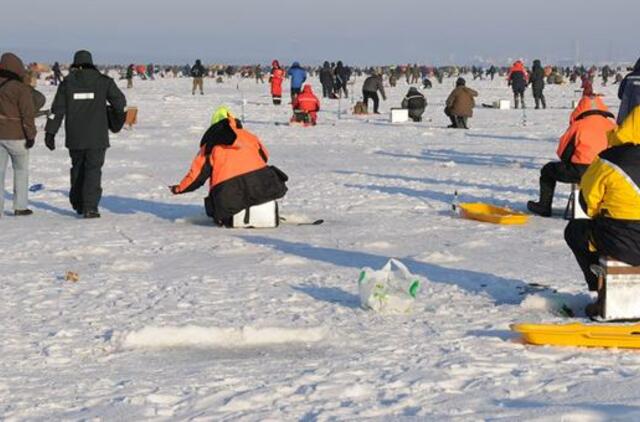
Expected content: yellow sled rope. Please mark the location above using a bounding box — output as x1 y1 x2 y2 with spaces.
459 203 529 225
511 323 640 349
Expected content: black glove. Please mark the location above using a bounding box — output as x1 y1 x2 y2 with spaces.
169 185 180 195
45 133 55 151
25 139 35 149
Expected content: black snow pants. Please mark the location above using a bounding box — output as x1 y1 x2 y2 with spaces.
363 90 380 113
537 161 587 208
321 83 333 98
513 88 525 109
564 219 599 291
69 148 106 213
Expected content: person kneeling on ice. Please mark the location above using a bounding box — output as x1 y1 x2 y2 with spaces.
291 84 320 126
401 87 427 122
564 106 640 317
170 107 288 227
527 82 616 217
444 78 477 129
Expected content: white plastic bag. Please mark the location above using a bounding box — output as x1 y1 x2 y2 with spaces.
358 259 421 314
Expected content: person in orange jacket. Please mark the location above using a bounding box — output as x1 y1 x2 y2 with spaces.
291 84 320 126
269 60 285 105
527 82 616 216
507 60 528 109
170 107 288 226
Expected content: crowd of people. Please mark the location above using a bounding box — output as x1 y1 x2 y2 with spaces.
2 49 640 316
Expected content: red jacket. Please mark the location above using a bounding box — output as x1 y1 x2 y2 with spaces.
270 60 284 97
292 84 320 113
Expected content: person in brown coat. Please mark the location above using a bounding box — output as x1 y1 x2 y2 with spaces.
444 77 477 129
0 52 36 216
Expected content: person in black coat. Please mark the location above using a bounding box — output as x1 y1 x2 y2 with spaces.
45 50 126 218
52 62 63 86
334 61 351 98
362 73 386 114
319 61 334 98
617 58 640 125
508 61 528 109
191 59 206 95
530 59 546 109
401 87 427 122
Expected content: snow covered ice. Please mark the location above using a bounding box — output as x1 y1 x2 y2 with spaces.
3 75 640 420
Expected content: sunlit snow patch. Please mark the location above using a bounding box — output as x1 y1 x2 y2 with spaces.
520 292 592 317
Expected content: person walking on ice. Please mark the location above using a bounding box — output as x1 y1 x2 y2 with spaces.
0 52 37 217
44 50 127 218
287 61 306 101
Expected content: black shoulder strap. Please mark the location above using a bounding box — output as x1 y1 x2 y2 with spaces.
0 79 12 90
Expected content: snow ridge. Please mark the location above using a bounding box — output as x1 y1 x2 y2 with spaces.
123 325 328 349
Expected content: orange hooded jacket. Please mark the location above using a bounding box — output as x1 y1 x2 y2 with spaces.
292 84 320 124
292 84 320 114
556 97 616 165
175 114 269 193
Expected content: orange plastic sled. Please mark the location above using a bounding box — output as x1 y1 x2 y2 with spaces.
511 322 640 349
459 203 529 225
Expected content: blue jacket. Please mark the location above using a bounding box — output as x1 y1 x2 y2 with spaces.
617 59 640 125
287 62 307 90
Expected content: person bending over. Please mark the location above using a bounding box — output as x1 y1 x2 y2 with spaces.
170 107 288 226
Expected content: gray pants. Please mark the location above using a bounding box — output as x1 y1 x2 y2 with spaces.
0 140 29 213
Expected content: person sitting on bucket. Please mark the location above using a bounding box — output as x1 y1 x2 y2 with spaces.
528 82 616 217
291 84 320 126
170 107 288 226
401 87 427 122
564 106 640 317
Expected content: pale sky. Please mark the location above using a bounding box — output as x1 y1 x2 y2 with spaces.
2 0 638 65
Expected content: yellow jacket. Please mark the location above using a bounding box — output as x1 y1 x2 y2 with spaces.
580 106 640 219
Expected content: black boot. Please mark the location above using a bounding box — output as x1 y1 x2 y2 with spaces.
585 288 604 318
527 180 554 217
541 97 547 109
83 209 101 219
447 113 457 128
527 201 552 217
535 98 540 110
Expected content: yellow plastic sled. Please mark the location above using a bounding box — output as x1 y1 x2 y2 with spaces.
511 322 640 349
459 203 529 225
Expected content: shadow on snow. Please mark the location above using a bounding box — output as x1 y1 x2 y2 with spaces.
376 148 543 170
240 235 529 305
